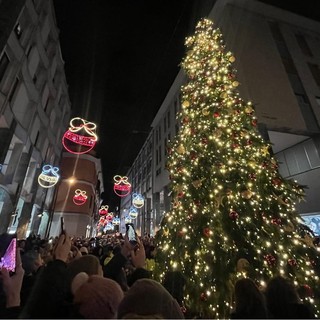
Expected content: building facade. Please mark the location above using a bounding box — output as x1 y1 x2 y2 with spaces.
0 0 71 238
120 0 320 235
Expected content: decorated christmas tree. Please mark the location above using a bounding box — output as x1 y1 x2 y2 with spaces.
155 18 320 318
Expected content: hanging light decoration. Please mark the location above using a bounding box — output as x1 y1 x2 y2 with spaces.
104 223 114 231
113 175 131 197
62 117 98 154
129 206 138 219
105 212 114 222
112 217 120 225
99 205 109 216
125 215 132 224
73 189 88 205
38 165 60 188
132 193 145 208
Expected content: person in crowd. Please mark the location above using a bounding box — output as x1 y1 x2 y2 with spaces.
70 272 124 318
20 232 72 318
230 278 268 319
265 275 315 318
20 250 44 306
79 246 88 255
117 278 185 319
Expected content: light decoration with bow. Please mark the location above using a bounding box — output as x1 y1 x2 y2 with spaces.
99 205 109 216
38 165 60 188
113 175 132 197
62 117 98 154
73 189 88 206
125 215 132 224
112 217 120 225
132 193 145 208
104 223 114 231
129 206 138 219
105 212 114 222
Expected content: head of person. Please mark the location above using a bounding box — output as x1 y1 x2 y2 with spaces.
162 271 186 306
71 272 124 319
21 250 43 275
117 278 184 319
79 246 88 255
233 278 267 318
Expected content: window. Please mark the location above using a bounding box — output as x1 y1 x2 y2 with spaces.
159 146 162 163
158 125 161 141
34 131 40 148
163 116 166 133
0 53 10 82
156 149 158 165
8 77 19 103
295 34 313 57
164 138 167 155
308 63 320 87
14 23 22 39
167 111 171 128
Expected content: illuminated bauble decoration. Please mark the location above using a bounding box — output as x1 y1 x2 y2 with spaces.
113 175 132 197
229 56 236 62
125 215 132 224
112 217 120 225
104 223 114 231
62 117 98 154
177 145 186 154
105 213 114 222
99 205 109 216
132 193 145 208
232 81 239 87
38 165 60 188
98 216 107 226
182 100 190 108
129 206 138 219
73 189 88 206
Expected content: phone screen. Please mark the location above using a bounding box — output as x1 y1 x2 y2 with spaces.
126 223 137 245
0 237 16 272
60 216 65 234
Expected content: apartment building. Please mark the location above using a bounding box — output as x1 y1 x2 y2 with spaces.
123 0 320 234
0 0 71 238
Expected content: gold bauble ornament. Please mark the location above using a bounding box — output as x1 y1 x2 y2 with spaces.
177 145 186 154
241 190 253 199
245 106 253 114
236 258 250 272
232 81 239 87
202 108 210 116
283 221 294 232
220 92 227 99
192 179 202 189
182 100 190 108
213 129 223 138
229 56 236 63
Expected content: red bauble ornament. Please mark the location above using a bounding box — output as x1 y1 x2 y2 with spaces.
271 218 282 225
302 284 313 297
178 230 184 237
203 227 210 237
213 112 220 118
194 199 201 207
183 117 190 124
265 254 276 267
201 137 208 144
233 144 239 149
262 161 268 168
247 140 253 145
249 173 256 180
288 259 297 267
272 178 282 186
200 292 207 301
190 151 197 160
252 119 257 126
177 192 184 198
229 211 239 220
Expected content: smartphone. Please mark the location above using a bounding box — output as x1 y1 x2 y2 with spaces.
126 223 137 246
60 216 65 234
0 236 17 273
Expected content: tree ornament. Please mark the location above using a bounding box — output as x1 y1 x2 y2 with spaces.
264 254 276 267
202 108 210 116
178 230 185 237
203 227 211 237
300 234 316 248
73 189 88 206
241 190 253 199
236 258 250 273
113 175 132 197
232 81 239 87
62 117 98 154
301 284 313 298
271 218 282 225
272 178 282 186
38 165 60 188
229 210 239 220
177 191 184 198
200 292 208 301
213 129 223 138
252 119 257 127
245 106 254 114
229 56 236 62
288 259 297 267
182 100 190 108
192 179 202 189
283 221 295 232
201 137 208 144
182 117 190 124
213 112 220 118
177 145 186 154
249 173 256 180
220 92 227 99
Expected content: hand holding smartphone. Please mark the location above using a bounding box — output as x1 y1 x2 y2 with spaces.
0 235 17 273
60 216 65 235
125 223 138 246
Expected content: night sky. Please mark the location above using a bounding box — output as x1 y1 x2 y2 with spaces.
53 0 319 210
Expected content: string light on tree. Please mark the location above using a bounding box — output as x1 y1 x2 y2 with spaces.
62 117 98 154
113 175 132 197
38 165 60 188
154 18 319 318
73 189 88 206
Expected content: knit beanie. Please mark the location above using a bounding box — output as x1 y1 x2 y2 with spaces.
117 278 184 319
72 272 124 319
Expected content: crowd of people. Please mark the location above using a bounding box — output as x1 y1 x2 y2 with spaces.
0 231 316 319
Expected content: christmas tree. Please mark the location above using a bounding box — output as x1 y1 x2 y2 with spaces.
155 18 320 318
